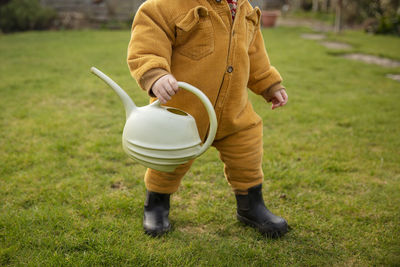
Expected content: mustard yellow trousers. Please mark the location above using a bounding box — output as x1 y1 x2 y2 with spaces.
144 121 264 194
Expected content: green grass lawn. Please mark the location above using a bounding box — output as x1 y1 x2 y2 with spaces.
1 26 400 266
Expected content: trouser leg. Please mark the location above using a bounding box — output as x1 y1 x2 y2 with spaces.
212 122 288 237
144 159 194 194
142 159 192 237
212 121 264 193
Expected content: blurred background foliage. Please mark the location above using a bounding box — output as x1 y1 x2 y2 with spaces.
288 0 400 35
0 0 399 35
0 0 56 33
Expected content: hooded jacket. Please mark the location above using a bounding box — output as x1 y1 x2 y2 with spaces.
127 0 283 140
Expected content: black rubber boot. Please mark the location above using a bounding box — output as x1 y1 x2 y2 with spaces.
143 190 171 237
235 184 289 238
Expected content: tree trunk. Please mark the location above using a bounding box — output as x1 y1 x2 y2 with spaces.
334 0 342 33
321 0 329 12
312 0 319 12
291 0 302 10
330 0 337 12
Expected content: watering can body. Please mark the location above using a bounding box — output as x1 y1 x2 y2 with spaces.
91 67 217 172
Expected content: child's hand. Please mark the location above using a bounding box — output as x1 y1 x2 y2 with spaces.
263 89 288 110
151 74 179 104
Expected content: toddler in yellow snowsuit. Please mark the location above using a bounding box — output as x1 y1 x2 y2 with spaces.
127 0 289 237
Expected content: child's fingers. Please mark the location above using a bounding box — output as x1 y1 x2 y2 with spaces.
281 90 288 101
152 74 180 104
164 83 176 97
168 76 179 92
271 103 279 110
156 91 168 104
275 91 284 104
280 90 288 105
155 86 171 104
271 98 280 110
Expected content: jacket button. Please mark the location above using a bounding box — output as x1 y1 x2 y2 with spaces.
216 0 221 2
227 66 233 73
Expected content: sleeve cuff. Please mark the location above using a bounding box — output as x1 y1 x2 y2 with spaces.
248 66 283 95
262 82 285 102
139 68 170 97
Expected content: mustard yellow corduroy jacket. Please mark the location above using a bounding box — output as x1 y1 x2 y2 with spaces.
127 0 283 141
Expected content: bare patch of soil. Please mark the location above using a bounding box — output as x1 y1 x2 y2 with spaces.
301 33 326 40
320 41 352 50
110 181 127 190
341 53 400 68
386 74 400 82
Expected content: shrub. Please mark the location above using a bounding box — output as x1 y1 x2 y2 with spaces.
363 15 400 36
375 14 400 35
0 0 56 33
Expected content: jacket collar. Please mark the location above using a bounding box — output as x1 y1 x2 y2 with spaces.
206 0 248 7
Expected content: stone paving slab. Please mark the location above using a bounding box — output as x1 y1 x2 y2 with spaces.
341 53 400 68
320 41 352 50
386 74 400 82
301 33 326 40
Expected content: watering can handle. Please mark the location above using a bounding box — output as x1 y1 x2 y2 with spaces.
173 82 217 158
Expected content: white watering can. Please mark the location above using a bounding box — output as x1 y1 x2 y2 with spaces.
90 67 217 172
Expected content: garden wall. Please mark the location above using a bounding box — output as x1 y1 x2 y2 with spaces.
40 0 145 24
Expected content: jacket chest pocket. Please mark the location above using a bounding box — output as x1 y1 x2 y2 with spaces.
245 7 261 47
175 6 214 60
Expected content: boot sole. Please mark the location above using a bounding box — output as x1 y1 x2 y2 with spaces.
237 213 288 238
144 224 171 237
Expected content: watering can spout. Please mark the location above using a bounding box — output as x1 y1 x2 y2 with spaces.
90 67 136 119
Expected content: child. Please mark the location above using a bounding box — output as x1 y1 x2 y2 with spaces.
127 0 289 238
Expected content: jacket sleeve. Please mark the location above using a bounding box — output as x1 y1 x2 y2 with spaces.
127 1 175 93
247 25 283 95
